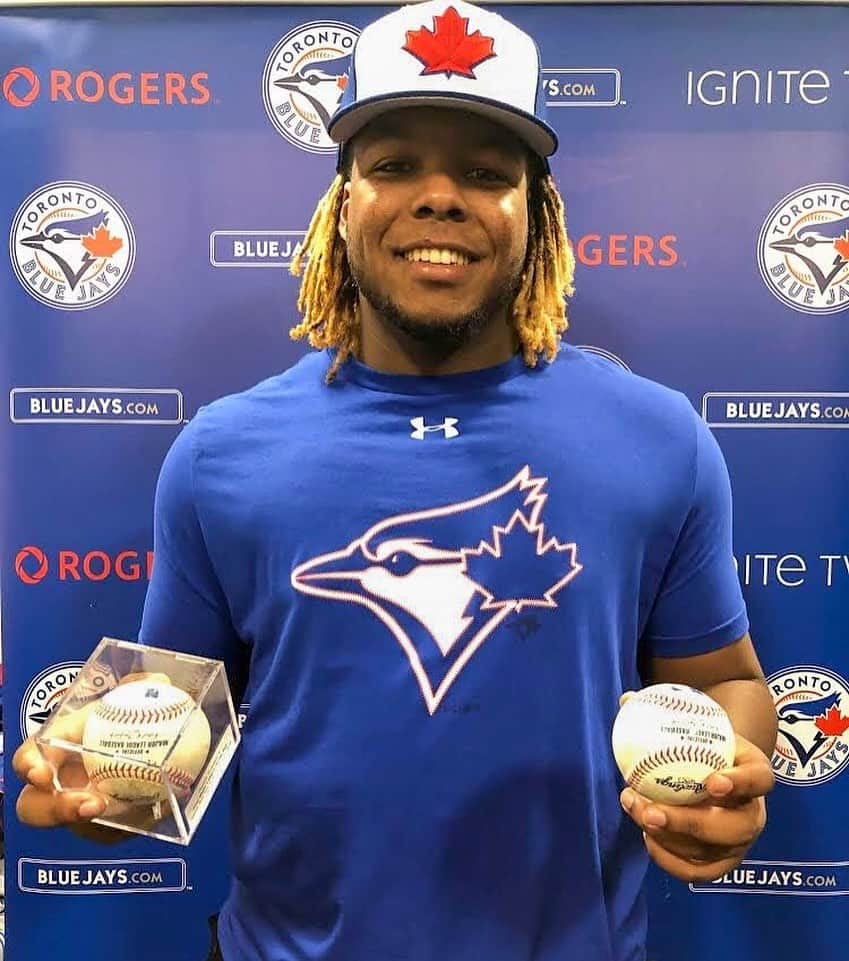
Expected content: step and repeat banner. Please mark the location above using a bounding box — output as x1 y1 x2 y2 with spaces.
1 3 848 960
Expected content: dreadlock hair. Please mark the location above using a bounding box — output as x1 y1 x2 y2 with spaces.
289 147 575 383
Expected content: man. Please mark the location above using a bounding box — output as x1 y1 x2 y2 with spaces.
15 3 777 960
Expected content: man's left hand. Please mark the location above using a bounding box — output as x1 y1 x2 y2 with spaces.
620 734 775 883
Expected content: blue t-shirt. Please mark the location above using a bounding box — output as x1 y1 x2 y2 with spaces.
139 345 748 961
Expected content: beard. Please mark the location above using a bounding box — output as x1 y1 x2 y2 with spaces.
350 259 523 350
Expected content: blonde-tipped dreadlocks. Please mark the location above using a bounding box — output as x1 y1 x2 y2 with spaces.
289 155 575 383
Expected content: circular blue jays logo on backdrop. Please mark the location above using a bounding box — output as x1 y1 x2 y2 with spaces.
768 664 849 786
10 181 135 310
262 20 359 154
757 183 849 315
20 661 85 740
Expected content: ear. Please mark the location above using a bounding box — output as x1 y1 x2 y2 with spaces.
338 181 352 242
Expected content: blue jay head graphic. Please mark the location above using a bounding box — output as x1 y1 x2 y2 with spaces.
273 53 351 130
777 691 846 768
769 214 849 295
778 691 841 727
291 467 583 713
19 209 121 291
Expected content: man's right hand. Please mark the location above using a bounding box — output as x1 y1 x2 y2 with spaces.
13 670 172 831
13 732 107 828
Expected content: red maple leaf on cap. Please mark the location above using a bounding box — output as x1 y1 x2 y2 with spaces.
834 232 849 261
403 6 495 79
815 705 849 737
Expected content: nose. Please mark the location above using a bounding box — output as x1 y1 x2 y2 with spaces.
410 172 468 223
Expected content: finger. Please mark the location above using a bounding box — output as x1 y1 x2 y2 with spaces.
54 756 93 790
643 831 747 884
620 787 642 824
16 785 107 829
13 738 70 789
633 821 720 862
643 797 766 849
624 788 767 849
705 766 775 805
706 739 775 804
12 738 46 781
14 737 69 784
623 794 729 860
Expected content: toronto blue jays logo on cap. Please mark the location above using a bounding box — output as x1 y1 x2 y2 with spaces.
327 0 557 158
402 6 496 79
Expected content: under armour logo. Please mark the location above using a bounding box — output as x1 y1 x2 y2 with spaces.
410 416 460 440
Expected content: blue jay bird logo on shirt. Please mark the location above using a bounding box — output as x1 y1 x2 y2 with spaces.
291 467 583 713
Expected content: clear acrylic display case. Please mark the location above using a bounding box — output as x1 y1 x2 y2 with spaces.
35 637 241 845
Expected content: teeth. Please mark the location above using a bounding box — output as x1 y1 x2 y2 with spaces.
403 247 470 266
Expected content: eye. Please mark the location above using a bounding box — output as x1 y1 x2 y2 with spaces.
373 160 412 175
468 167 505 183
388 552 417 576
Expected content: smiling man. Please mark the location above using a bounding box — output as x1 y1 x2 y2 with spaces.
346 109 529 346
14 3 777 961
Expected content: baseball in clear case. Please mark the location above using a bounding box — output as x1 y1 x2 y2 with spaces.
34 637 241 845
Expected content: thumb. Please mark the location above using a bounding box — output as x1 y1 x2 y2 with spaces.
705 734 775 804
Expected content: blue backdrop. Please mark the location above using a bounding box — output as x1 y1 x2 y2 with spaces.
2 4 848 960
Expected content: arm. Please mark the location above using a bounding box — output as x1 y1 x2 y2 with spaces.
13 670 174 842
622 407 778 882
648 632 777 759
621 634 778 882
15 417 245 841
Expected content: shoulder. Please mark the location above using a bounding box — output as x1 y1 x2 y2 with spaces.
159 351 330 496
188 350 329 442
552 344 699 440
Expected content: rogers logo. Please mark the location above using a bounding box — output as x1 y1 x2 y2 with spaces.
14 547 154 583
15 545 49 583
574 234 678 267
3 65 40 107
2 69 210 106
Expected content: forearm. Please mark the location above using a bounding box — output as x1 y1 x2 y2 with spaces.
702 678 778 759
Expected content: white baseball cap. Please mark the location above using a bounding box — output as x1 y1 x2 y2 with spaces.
328 0 557 158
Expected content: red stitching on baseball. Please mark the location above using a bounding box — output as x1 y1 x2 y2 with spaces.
628 747 729 793
637 692 722 719
88 762 195 795
96 701 189 725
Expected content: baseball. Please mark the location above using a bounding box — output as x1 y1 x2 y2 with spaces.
82 680 211 803
611 683 736 805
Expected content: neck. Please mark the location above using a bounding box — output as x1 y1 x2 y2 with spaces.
357 305 519 377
